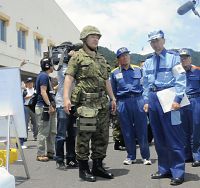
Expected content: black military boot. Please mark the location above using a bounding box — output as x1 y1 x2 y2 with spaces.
114 140 126 150
114 140 120 150
79 160 96 182
92 158 114 179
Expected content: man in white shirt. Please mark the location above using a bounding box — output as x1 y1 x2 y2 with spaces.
24 77 37 141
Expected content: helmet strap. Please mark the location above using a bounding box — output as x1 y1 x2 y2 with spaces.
83 40 97 52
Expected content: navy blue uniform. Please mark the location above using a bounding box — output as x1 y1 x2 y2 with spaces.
111 64 150 161
143 49 186 179
181 65 200 162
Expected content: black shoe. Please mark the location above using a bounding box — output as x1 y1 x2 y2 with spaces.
79 170 96 182
92 159 114 179
151 172 172 179
170 178 184 186
67 159 79 168
56 161 67 170
79 160 96 182
47 152 54 160
192 160 200 167
114 141 126 151
114 141 120 150
185 158 193 163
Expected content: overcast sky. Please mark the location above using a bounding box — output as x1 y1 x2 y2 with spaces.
55 0 200 54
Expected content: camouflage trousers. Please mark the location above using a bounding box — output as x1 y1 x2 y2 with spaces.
112 115 124 144
35 106 57 156
76 107 109 160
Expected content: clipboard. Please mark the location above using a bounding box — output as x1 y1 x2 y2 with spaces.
156 87 190 113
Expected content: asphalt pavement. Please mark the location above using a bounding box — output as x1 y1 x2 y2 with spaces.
8 128 200 188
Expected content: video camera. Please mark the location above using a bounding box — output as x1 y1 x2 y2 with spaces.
43 41 82 71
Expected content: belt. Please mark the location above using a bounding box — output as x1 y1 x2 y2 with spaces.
81 91 105 100
150 86 172 92
187 93 200 99
117 93 142 100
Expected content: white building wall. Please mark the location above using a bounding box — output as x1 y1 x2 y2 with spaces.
0 0 80 76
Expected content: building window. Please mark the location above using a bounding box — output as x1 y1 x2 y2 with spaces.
17 30 26 49
0 12 10 42
16 23 28 50
33 32 43 56
0 19 6 42
34 38 42 56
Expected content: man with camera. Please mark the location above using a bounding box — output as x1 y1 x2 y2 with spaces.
35 58 56 162
63 25 116 182
54 42 80 169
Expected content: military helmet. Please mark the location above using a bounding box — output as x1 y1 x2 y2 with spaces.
80 25 102 40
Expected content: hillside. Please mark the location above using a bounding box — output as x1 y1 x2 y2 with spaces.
98 47 200 68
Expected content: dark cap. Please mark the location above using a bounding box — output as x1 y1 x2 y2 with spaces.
179 48 191 56
25 77 33 83
116 47 130 58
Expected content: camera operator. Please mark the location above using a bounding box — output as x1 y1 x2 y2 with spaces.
54 42 80 169
35 58 56 162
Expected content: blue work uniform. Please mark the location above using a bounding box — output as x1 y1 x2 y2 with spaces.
110 64 150 161
143 49 186 179
181 65 200 162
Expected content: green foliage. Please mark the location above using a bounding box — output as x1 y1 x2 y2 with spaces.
98 46 117 68
189 49 200 66
98 46 200 68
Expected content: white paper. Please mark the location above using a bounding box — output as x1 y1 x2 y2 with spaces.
156 87 190 113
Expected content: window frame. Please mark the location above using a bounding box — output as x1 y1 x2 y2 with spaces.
0 19 6 42
33 32 43 56
34 38 42 56
0 12 10 42
16 22 29 50
17 30 26 49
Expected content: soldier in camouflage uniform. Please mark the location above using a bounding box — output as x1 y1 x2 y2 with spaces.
111 113 125 150
110 62 125 150
63 25 116 182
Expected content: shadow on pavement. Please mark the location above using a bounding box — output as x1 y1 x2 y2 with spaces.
185 172 200 182
15 176 28 186
110 168 129 177
92 168 129 181
26 145 37 149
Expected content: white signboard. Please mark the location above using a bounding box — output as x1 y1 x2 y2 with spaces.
0 67 27 138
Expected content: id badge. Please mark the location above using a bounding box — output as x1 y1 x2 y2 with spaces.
116 73 123 79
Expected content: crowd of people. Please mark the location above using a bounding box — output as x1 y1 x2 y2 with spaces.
21 26 200 186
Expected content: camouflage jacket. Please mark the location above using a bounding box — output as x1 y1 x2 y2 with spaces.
66 48 110 108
